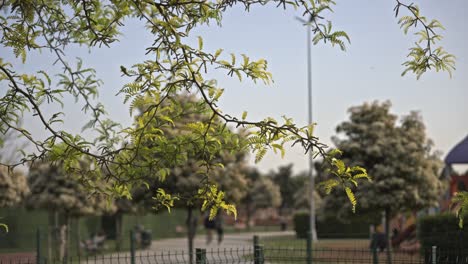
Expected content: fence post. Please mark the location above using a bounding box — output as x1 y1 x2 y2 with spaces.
432 246 437 264
306 231 312 264
253 236 264 264
371 233 379 264
130 230 136 264
195 248 206 264
372 244 378 264
253 235 259 264
36 228 41 264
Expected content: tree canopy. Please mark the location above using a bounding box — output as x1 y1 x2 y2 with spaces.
0 0 456 216
319 101 443 219
0 165 29 208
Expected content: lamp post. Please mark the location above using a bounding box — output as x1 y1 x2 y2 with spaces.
297 16 318 242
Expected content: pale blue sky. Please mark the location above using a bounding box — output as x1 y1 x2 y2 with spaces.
2 1 468 174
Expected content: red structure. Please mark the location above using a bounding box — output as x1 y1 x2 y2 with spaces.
440 134 468 211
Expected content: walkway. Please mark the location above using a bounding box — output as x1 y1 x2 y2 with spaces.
147 231 293 252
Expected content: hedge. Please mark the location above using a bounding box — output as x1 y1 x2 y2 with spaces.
418 213 468 249
418 213 468 262
293 211 372 239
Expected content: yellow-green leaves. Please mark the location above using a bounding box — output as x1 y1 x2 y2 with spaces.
345 187 357 213
199 184 237 220
318 151 371 213
320 179 340 194
452 191 468 228
0 222 8 233
395 2 455 79
197 36 204 50
215 53 273 84
304 1 350 51
152 189 179 213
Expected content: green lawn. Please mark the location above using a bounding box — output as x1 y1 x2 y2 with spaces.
260 235 369 249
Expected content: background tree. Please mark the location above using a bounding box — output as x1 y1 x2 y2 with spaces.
111 198 145 251
270 164 309 215
26 159 115 260
133 94 248 263
293 172 322 212
0 130 29 233
319 101 443 263
242 167 281 229
0 165 29 209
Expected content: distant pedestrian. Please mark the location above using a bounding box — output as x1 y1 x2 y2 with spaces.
279 216 287 231
215 212 224 244
204 213 216 245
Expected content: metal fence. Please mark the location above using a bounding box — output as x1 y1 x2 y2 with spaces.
2 230 468 264
3 247 468 264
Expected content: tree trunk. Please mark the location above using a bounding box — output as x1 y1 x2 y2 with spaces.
75 217 81 258
59 213 69 263
186 207 198 264
246 203 252 231
385 208 392 264
47 210 54 261
115 213 123 251
54 211 60 260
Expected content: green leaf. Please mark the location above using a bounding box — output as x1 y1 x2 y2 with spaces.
197 36 203 50
0 223 8 233
345 187 357 213
242 111 247 120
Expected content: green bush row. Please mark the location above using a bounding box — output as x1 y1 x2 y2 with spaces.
293 211 372 239
418 213 468 250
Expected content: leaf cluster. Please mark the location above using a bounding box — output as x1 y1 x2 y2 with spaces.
394 1 455 79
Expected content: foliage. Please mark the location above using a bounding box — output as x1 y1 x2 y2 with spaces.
293 211 310 239
293 174 322 211
418 214 468 255
0 165 29 208
0 222 7 233
452 191 468 228
26 157 115 216
293 211 375 239
242 167 281 225
394 1 456 79
132 94 248 219
0 0 452 213
250 174 281 209
270 165 325 212
270 164 301 211
319 101 443 219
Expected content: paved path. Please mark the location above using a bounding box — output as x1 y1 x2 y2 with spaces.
146 231 294 252
90 231 293 264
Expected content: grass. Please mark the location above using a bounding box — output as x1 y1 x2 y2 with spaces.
260 235 370 249
259 235 425 264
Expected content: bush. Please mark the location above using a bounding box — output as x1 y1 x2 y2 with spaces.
293 211 371 239
418 213 468 249
293 211 310 239
418 213 468 262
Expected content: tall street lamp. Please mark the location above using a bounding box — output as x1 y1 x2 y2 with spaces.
296 16 318 242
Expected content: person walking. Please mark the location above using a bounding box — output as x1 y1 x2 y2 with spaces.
204 213 216 245
215 212 224 245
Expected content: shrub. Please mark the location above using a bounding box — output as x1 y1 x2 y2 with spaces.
293 211 372 239
293 211 310 239
418 213 468 262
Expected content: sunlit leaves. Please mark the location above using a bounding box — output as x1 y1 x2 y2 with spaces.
0 0 456 217
152 188 179 212
300 1 351 51
199 184 237 220
394 1 455 79
318 152 371 212
452 191 468 228
0 222 8 233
